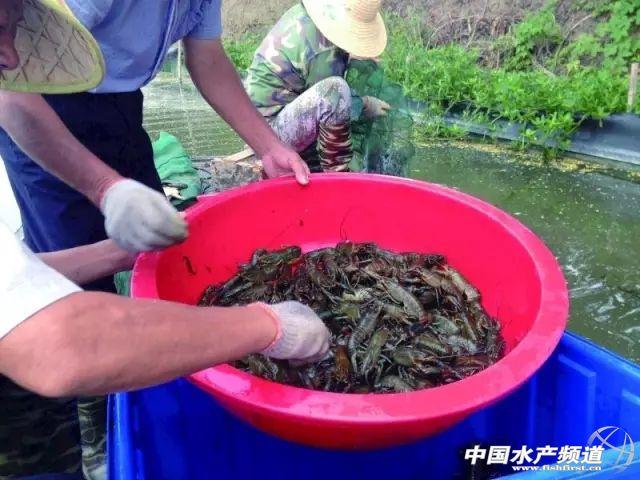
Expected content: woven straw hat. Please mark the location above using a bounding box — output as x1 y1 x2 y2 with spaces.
302 0 387 58
0 0 104 93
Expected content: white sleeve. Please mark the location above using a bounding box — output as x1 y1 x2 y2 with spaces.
0 221 81 340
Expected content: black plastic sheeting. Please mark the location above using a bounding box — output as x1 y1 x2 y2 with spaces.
570 114 640 165
408 99 640 165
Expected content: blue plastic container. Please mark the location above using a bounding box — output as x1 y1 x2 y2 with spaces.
108 333 640 479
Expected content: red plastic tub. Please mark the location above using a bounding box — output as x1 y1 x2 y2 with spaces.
132 173 568 449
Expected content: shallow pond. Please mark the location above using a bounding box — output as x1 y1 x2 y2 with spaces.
408 143 640 362
143 78 640 363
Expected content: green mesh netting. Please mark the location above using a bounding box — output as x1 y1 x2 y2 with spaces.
347 59 415 177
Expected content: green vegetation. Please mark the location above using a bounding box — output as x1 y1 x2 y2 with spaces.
224 0 639 154
223 35 261 72
383 0 639 153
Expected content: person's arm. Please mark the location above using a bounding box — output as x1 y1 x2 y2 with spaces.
0 221 329 397
0 293 275 396
0 221 330 396
183 38 310 184
0 295 329 397
0 93 187 251
338 58 389 122
0 92 120 205
38 240 135 285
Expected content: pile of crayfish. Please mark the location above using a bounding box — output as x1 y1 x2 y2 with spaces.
198 243 505 393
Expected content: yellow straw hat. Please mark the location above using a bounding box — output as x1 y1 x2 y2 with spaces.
302 0 387 58
0 0 104 93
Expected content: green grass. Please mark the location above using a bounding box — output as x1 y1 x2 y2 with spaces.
382 0 639 153
223 34 261 72
224 0 639 154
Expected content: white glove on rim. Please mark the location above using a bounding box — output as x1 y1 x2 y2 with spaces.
362 96 391 120
100 179 188 252
256 301 331 363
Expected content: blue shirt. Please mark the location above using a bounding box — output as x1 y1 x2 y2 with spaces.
66 0 222 93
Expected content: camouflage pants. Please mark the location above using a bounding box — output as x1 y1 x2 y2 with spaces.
0 376 105 480
77 397 107 480
269 76 353 171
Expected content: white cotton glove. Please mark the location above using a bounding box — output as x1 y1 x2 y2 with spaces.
100 179 188 252
256 301 331 363
362 96 391 120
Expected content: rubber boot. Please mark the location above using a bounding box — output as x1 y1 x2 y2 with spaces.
318 123 353 172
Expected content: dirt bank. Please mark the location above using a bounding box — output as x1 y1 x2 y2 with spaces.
222 0 593 45
222 0 295 39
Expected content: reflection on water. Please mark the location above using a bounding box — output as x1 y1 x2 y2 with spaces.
143 78 639 363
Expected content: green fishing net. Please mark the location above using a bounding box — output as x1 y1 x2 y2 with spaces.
346 59 415 177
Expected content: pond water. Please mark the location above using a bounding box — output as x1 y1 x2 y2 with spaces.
409 144 640 363
142 77 640 363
